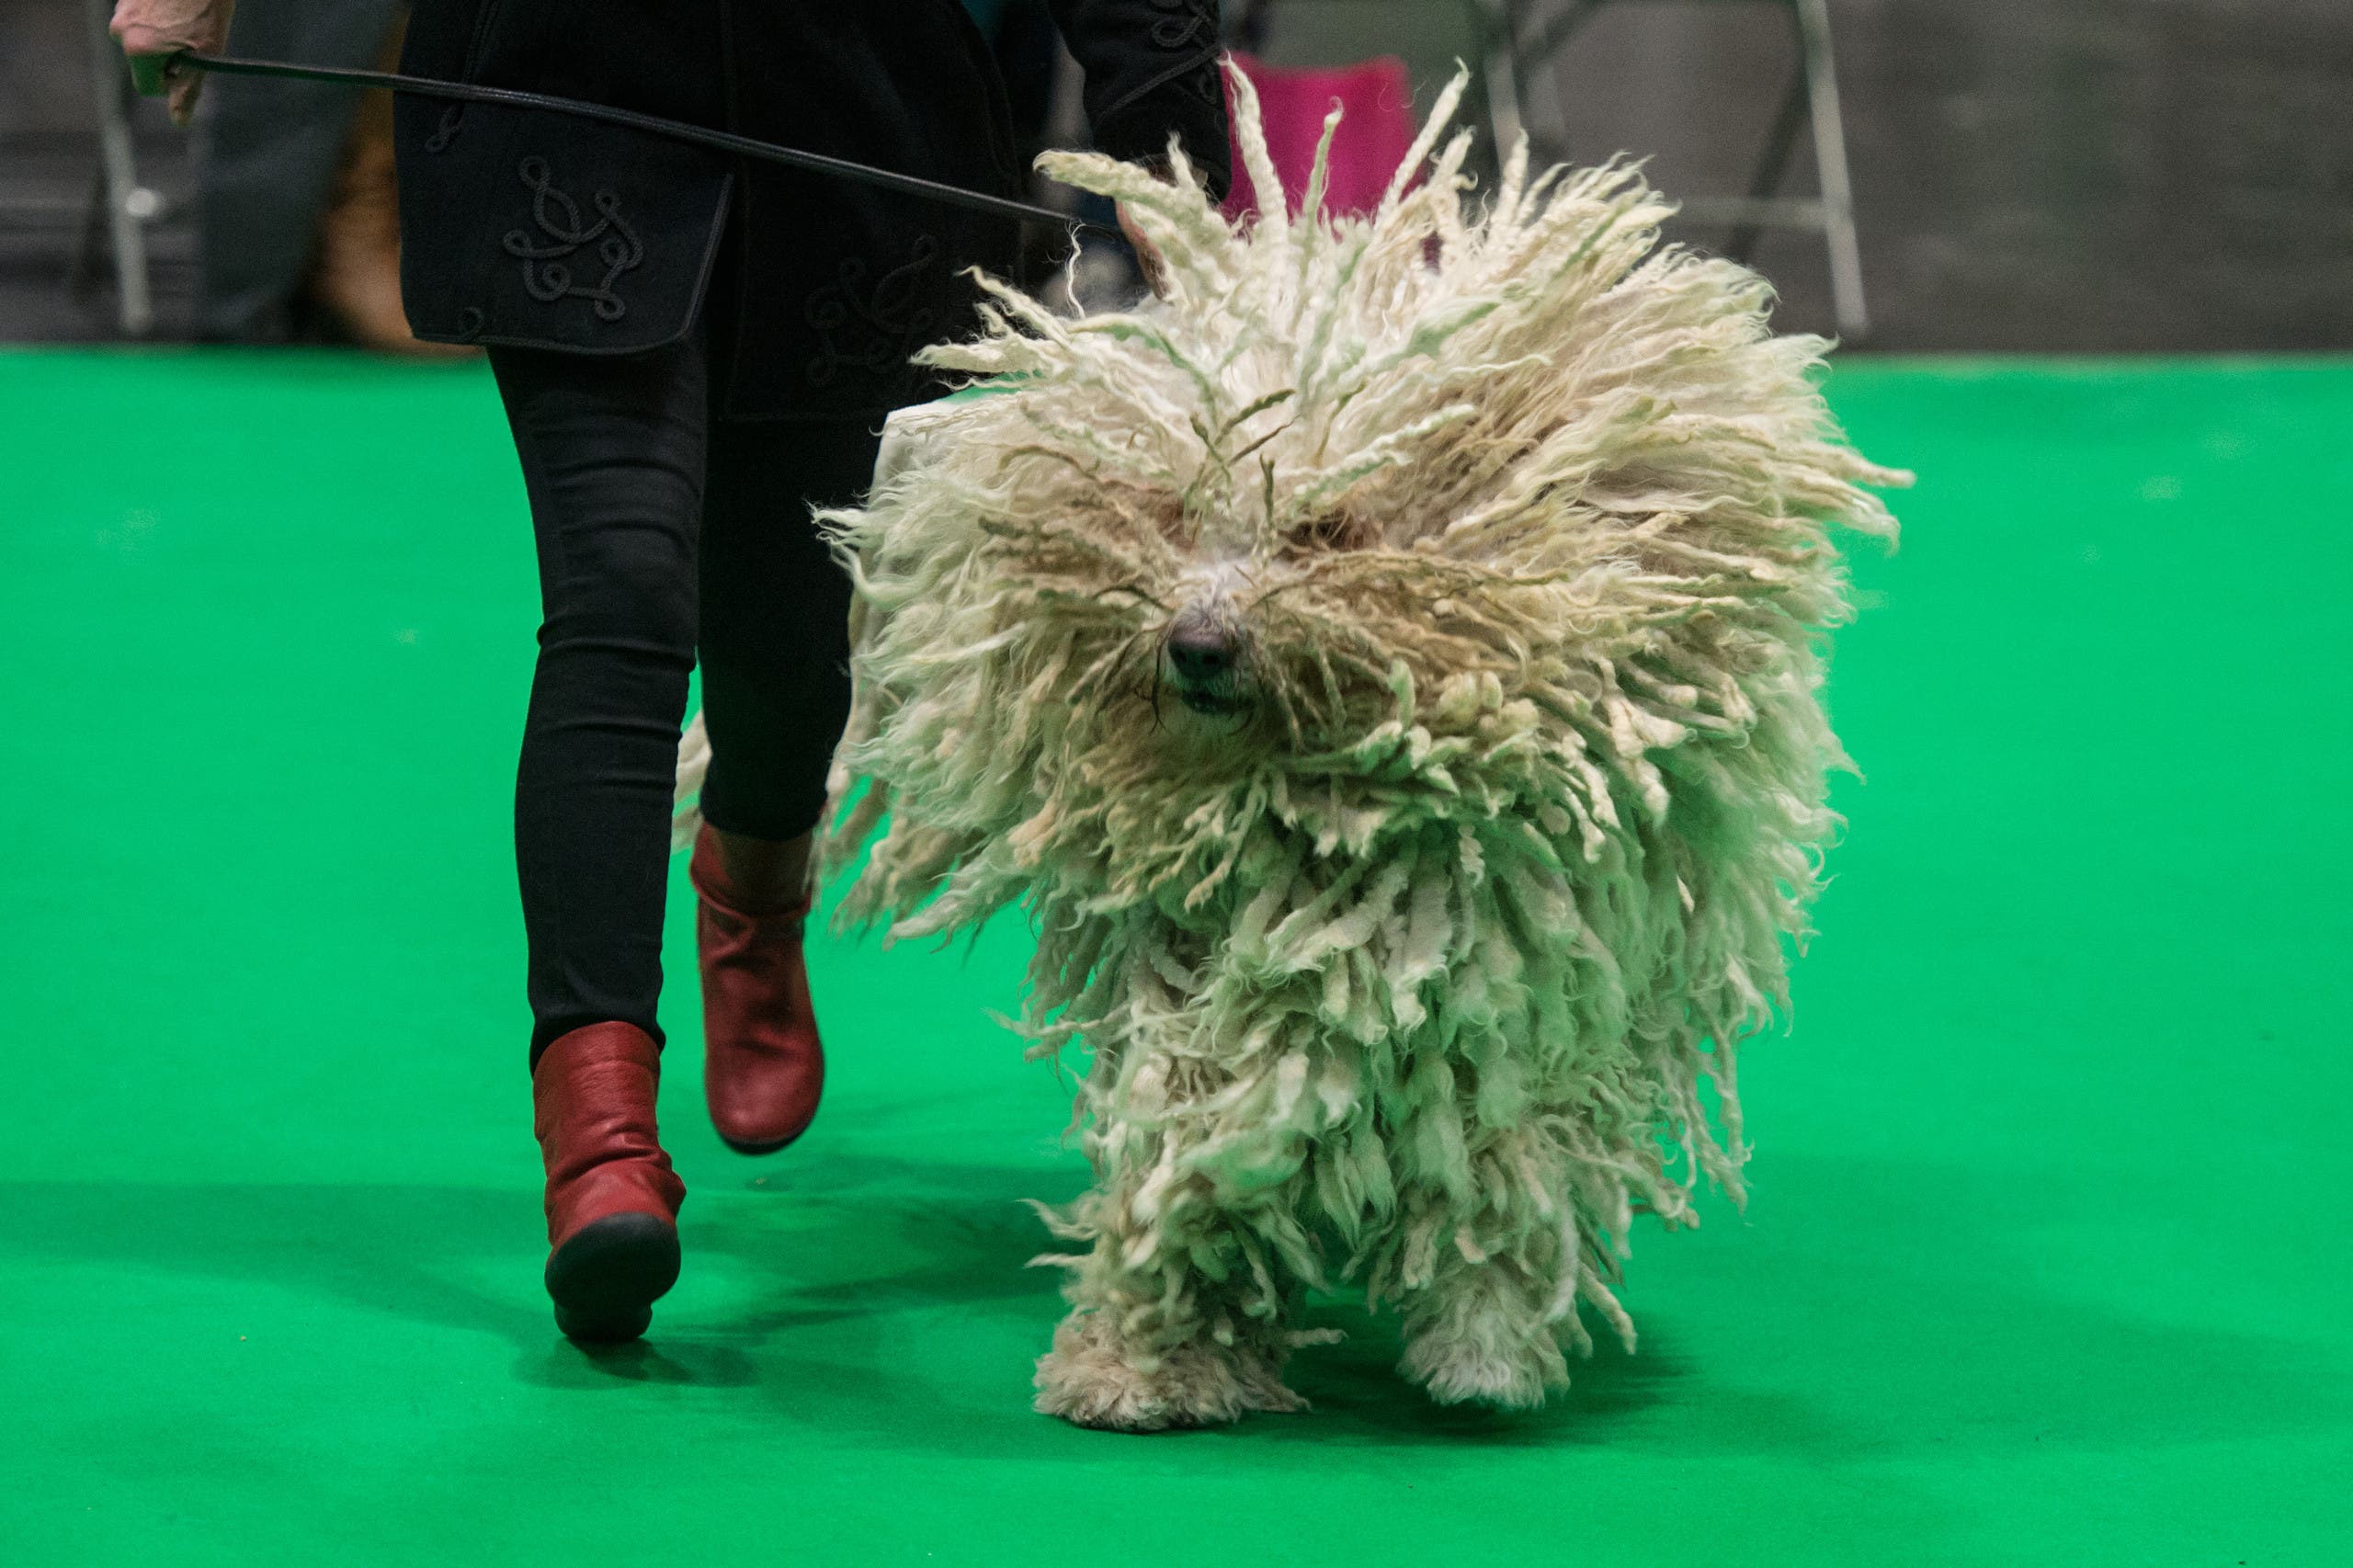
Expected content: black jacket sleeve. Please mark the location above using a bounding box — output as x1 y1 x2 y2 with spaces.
1047 0 1233 199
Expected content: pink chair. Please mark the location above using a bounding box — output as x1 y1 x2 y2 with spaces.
1220 51 1420 222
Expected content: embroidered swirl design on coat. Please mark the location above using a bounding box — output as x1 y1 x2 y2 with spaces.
421 104 465 153
1183 57 1224 108
1145 0 1217 50
501 157 644 323
802 235 942 390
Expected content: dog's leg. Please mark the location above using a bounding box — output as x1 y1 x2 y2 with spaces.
1394 1236 1571 1411
1032 1172 1307 1432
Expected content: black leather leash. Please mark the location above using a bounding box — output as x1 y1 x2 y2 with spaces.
174 51 1122 242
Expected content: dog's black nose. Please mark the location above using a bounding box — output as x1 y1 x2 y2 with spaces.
1167 627 1235 685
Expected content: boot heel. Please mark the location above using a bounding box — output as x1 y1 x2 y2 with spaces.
532 1021 688 1342
546 1211 682 1343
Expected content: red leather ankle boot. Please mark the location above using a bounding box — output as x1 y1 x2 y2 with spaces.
532 1022 686 1342
689 824 825 1154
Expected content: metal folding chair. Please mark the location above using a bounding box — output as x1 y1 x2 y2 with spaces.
0 0 161 334
1233 0 1868 338
1502 0 1868 337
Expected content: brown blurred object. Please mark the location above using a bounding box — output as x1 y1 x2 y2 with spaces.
301 12 472 358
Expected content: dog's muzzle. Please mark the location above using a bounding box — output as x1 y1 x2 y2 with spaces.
1165 619 1246 716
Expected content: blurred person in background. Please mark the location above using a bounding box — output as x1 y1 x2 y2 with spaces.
202 2 468 353
122 0 462 352
112 0 1228 1344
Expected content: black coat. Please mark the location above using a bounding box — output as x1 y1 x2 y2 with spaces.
394 0 1230 418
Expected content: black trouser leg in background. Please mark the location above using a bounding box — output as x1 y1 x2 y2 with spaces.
697 416 883 842
489 326 883 1062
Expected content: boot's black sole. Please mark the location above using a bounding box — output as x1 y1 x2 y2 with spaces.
546 1211 680 1344
719 1130 800 1156
716 1106 817 1157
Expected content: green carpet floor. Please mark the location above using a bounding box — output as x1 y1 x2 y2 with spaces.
3 351 2347 1567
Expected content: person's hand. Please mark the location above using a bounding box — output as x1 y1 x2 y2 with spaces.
109 0 235 126
1116 202 1170 301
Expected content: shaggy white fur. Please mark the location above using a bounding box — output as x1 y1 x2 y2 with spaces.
688 65 1906 1430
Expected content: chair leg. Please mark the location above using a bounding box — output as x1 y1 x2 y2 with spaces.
1515 0 1607 161
69 162 110 295
82 0 154 336
1722 60 1810 266
1472 0 1529 158
1792 0 1867 338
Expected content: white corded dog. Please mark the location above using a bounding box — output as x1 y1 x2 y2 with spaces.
681 66 1906 1430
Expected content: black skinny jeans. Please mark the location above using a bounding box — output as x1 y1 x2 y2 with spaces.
489 325 883 1060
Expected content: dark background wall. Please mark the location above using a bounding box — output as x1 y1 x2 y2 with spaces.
4 0 2349 349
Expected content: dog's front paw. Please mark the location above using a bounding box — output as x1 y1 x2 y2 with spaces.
1033 1312 1305 1432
